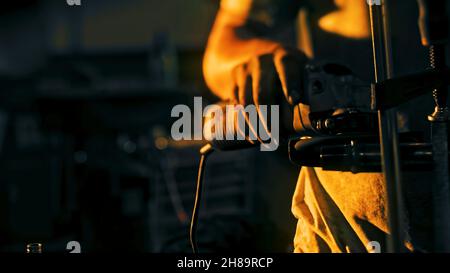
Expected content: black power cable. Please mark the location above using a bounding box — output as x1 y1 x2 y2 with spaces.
190 144 214 253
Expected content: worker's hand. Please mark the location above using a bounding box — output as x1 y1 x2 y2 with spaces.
225 46 308 147
231 46 307 108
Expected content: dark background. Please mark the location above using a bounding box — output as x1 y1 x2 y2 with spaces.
0 0 299 253
0 0 448 254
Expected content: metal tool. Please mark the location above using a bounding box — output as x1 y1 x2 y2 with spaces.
369 0 405 253
417 0 450 252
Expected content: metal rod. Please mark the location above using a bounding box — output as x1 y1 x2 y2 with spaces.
430 117 450 252
429 43 450 254
417 0 450 253
369 0 405 253
427 32 450 255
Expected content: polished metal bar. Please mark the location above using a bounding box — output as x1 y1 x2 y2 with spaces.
369 1 405 253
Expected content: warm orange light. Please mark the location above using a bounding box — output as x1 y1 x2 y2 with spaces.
220 0 253 18
318 0 370 39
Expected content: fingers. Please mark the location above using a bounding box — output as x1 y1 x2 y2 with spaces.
231 63 258 143
249 54 276 107
230 47 306 144
232 63 253 106
273 47 306 105
248 54 276 141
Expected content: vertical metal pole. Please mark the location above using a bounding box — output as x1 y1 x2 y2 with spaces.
417 0 450 253
369 0 405 253
429 102 450 252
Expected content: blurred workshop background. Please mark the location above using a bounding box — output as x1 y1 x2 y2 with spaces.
0 0 299 253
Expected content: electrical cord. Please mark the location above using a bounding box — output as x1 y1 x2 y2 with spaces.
190 143 214 253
